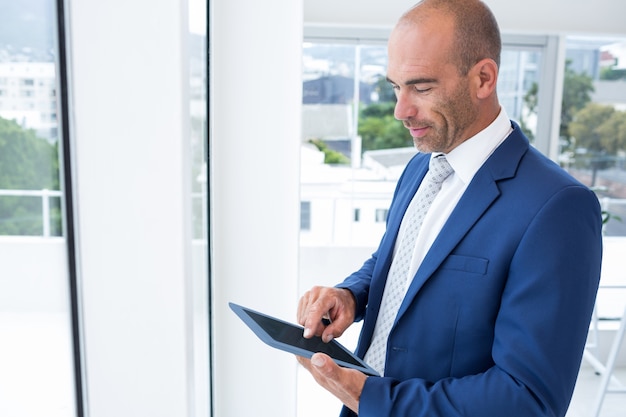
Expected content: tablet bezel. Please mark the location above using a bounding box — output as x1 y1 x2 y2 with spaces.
229 302 379 376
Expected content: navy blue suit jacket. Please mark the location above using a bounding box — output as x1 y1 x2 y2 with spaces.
338 123 602 417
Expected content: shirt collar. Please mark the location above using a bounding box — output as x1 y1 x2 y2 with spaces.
437 107 513 185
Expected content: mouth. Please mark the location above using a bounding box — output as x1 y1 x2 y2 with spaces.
407 126 430 138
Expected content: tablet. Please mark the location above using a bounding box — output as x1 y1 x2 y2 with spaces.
229 302 379 376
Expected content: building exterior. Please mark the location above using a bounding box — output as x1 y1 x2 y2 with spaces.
300 145 416 247
0 61 57 141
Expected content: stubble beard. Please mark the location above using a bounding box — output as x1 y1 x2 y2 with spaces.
411 82 477 154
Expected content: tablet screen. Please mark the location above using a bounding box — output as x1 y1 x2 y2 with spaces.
244 308 363 367
229 302 379 376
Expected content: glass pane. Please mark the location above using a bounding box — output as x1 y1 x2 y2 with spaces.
498 48 542 141
300 41 388 415
188 0 210 414
0 1 76 416
561 36 626 237
301 42 400 248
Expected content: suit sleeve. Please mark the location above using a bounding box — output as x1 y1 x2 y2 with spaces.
357 185 603 417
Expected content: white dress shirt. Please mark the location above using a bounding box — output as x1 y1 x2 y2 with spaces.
404 108 514 287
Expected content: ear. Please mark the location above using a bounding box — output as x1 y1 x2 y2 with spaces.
471 58 498 99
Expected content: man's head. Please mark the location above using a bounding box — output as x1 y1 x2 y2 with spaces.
387 0 502 153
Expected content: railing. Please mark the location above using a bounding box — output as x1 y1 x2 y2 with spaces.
2 188 626 239
0 189 208 239
0 189 63 237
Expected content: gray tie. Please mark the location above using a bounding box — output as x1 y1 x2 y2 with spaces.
363 155 454 375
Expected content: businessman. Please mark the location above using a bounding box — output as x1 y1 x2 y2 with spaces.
297 1 603 416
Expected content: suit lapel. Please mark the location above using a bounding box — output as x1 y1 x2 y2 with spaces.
396 125 529 318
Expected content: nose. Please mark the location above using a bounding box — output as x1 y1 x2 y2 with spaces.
393 91 417 121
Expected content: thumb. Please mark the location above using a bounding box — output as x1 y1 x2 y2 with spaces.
311 353 335 375
311 352 325 364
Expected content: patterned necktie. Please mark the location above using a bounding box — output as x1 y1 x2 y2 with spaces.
363 155 454 375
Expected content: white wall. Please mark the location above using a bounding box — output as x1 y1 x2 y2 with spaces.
209 0 303 416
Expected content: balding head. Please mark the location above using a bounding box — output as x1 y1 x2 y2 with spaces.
399 0 501 75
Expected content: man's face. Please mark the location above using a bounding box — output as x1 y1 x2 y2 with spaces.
386 16 479 154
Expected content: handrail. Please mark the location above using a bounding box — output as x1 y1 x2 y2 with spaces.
0 189 206 238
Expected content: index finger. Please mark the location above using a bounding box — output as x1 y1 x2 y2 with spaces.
298 286 335 338
303 297 333 338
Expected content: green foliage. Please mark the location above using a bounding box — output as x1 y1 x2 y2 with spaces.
357 80 413 152
523 60 595 148
600 66 626 81
569 103 617 152
361 101 396 118
372 76 397 103
602 210 622 225
570 103 626 156
0 116 61 235
596 108 626 154
309 139 350 165
0 117 59 189
520 83 538 140
561 61 595 141
569 104 626 182
358 102 412 151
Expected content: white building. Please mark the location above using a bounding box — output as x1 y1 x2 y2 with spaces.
300 144 417 247
0 61 57 141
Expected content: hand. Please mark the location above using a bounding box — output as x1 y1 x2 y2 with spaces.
297 286 356 343
297 353 367 414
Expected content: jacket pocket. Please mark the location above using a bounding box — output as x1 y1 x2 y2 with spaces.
440 254 488 275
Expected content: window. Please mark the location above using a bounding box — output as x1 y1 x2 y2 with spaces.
301 201 311 230
0 0 78 416
375 208 388 223
499 48 542 138
560 36 626 237
354 208 361 222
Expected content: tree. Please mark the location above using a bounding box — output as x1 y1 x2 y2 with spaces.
0 116 61 235
569 103 616 152
596 109 626 153
569 103 626 187
0 117 59 189
560 61 595 143
520 82 539 140
523 60 595 149
372 75 396 103
358 102 412 151
600 66 626 81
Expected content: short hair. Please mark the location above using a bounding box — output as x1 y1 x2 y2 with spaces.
409 0 502 75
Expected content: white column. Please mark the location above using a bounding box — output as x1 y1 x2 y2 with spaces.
210 0 303 416
67 0 195 416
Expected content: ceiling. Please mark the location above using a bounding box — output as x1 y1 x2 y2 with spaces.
303 0 626 37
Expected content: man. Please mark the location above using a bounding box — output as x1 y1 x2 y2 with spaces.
296 1 603 416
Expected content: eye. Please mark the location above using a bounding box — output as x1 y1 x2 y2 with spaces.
414 86 432 94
